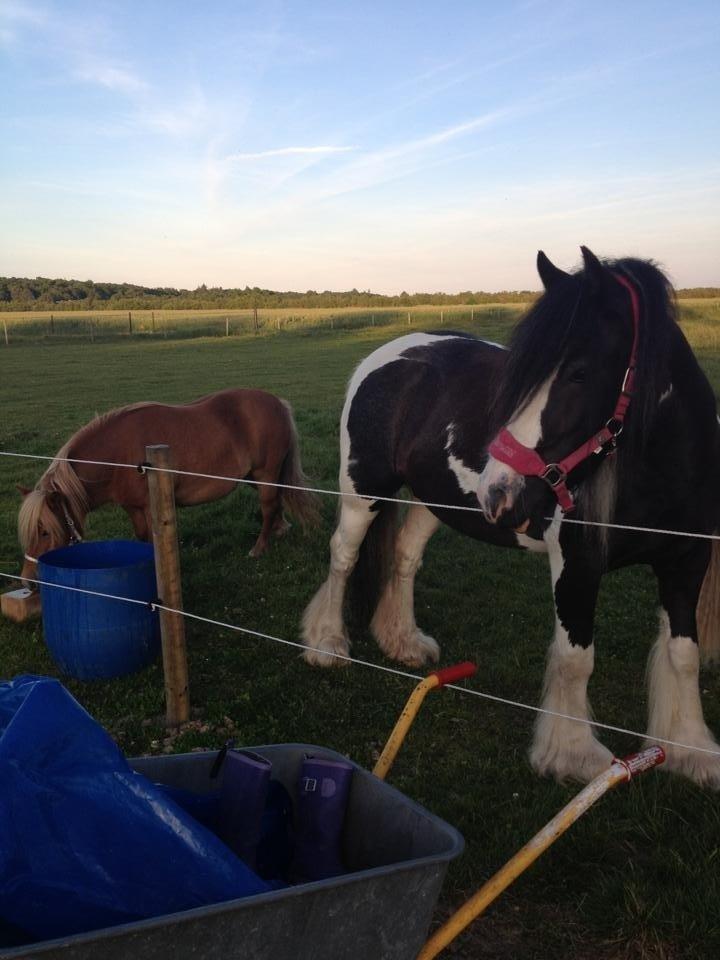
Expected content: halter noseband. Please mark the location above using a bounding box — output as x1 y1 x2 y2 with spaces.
487 272 640 514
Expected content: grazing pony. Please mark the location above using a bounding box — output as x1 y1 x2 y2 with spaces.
19 388 319 582
302 247 720 788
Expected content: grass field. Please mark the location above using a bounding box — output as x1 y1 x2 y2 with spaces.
1 302 720 959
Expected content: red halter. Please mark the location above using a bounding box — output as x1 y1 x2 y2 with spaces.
487 273 640 513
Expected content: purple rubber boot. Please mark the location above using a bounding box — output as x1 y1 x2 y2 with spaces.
292 756 354 882
218 749 272 870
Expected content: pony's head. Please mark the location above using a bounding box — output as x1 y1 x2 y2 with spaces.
18 474 87 587
477 246 675 529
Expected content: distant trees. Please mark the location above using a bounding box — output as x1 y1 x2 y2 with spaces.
0 275 717 312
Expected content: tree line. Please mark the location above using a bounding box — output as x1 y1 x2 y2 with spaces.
1 275 717 312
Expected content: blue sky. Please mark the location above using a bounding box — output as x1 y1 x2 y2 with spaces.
1 0 718 292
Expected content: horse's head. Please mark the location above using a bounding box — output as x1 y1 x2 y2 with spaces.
18 487 76 587
478 246 658 529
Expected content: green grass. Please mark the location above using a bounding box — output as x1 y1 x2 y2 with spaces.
1 303 720 959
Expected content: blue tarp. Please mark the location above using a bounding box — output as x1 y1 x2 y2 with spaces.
0 675 269 943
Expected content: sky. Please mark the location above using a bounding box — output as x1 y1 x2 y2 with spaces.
1 0 719 293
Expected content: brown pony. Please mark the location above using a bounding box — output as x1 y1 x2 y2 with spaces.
19 388 319 583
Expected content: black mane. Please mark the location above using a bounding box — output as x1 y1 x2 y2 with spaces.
491 256 678 451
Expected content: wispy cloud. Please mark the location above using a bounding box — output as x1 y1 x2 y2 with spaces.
132 86 213 138
226 145 355 162
0 0 47 44
75 62 148 94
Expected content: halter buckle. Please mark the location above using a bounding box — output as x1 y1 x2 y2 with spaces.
605 417 624 441
541 463 567 488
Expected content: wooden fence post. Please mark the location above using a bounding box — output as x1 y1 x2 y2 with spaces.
128 311 133 334
3 320 8 346
145 443 190 727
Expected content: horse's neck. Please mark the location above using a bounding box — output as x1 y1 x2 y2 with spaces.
54 433 103 512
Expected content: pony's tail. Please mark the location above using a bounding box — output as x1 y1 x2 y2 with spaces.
349 500 399 625
278 400 321 531
697 537 720 664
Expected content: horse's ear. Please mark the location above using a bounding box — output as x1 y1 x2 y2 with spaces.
16 484 31 497
536 251 568 290
580 245 610 294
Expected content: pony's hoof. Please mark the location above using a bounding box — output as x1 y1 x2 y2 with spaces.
650 738 720 789
248 543 268 558
302 636 350 668
393 630 440 668
530 732 613 784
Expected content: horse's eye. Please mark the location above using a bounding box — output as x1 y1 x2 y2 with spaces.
568 368 586 384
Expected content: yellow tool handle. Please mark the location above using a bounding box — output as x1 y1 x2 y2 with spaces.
417 745 665 960
373 662 477 781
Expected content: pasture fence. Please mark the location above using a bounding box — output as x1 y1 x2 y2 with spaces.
144 443 189 726
2 446 720 766
1 565 719 763
0 304 524 345
3 448 720 543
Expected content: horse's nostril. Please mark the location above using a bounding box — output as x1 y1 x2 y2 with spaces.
487 483 507 519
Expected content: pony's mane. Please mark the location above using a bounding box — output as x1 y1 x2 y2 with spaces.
92 400 156 429
491 256 677 453
17 438 90 551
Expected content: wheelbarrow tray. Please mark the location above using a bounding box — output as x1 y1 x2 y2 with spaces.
2 744 463 960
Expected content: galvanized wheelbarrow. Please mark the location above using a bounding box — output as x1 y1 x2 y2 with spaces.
1 663 663 960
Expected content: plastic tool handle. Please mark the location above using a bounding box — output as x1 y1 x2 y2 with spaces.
430 662 477 687
615 745 665 779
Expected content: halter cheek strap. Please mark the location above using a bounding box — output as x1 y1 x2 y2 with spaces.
24 503 84 566
61 503 84 545
488 272 640 514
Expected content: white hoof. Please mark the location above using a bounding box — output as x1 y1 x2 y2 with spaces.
530 718 614 784
647 733 720 789
371 611 440 667
391 629 440 668
302 633 351 668
301 581 351 668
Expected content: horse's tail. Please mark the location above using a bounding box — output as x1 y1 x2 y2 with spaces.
697 536 720 664
278 400 321 530
350 500 398 624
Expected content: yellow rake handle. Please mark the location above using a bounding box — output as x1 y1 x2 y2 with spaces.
417 745 665 960
373 662 477 781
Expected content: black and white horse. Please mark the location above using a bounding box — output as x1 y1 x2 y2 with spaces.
302 247 720 788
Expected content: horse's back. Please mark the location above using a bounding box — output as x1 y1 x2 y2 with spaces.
75 389 292 481
342 331 505 500
345 331 503 416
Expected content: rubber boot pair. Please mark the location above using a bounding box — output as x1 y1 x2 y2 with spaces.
217 749 353 883
291 756 354 882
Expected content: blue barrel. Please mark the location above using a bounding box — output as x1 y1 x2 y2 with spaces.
38 540 161 680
